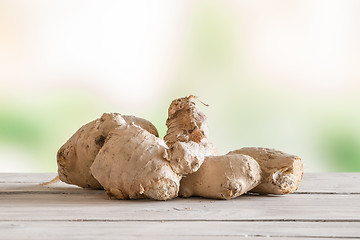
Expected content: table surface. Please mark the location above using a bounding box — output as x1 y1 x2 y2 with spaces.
0 172 359 240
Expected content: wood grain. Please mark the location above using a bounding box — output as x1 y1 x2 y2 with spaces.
0 193 359 221
1 221 359 239
1 173 359 239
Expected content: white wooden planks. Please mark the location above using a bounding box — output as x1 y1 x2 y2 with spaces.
1 221 360 239
0 173 359 239
0 173 56 183
0 194 359 221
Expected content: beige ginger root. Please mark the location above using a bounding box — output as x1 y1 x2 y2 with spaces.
228 147 303 194
57 113 159 189
179 154 261 200
165 95 209 146
122 115 159 137
56 95 303 201
164 96 217 175
91 116 180 200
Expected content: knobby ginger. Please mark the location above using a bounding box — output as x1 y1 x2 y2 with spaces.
57 113 159 189
228 147 303 194
91 116 180 200
164 96 217 175
179 154 261 199
55 95 303 201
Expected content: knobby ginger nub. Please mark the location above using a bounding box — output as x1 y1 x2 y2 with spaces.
57 119 103 189
179 154 261 199
228 147 303 194
165 95 209 146
122 115 159 137
164 96 217 175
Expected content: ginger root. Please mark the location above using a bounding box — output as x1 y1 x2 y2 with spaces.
91 116 180 200
164 95 209 146
164 96 216 175
179 154 261 199
228 147 303 194
55 95 303 201
122 115 159 137
57 113 159 189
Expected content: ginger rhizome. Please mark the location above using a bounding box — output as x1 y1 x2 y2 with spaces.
179 154 261 199
228 147 303 194
91 116 180 200
164 96 217 175
57 113 159 190
56 95 304 201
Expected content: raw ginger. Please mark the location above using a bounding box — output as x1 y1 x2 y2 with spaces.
164 95 217 175
180 146 304 199
57 113 159 189
91 115 180 200
179 154 261 199
55 95 304 201
228 147 303 194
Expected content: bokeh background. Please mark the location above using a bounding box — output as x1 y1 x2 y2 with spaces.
1 0 360 172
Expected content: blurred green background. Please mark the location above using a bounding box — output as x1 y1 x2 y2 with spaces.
1 0 360 172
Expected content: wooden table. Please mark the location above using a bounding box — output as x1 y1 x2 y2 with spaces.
0 173 359 239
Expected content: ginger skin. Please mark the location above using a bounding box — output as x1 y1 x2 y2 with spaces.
164 95 209 146
56 96 304 201
179 154 261 200
122 115 159 137
91 116 180 200
164 96 217 175
228 147 303 194
57 113 159 189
